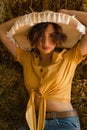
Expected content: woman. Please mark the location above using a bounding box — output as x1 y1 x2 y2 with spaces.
0 10 87 130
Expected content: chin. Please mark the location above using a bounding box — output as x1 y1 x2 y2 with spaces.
43 51 52 55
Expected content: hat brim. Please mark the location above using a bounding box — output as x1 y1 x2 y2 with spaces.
7 11 86 50
14 24 81 49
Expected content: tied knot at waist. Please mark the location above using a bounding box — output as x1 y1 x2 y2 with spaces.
30 88 43 97
26 91 46 130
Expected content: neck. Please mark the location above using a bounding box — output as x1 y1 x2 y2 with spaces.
40 52 52 60
39 51 53 67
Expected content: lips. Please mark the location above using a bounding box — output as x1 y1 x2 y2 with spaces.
42 47 50 49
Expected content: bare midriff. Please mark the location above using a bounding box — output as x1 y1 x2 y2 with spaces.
35 95 73 112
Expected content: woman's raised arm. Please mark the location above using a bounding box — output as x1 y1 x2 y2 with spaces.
0 16 21 57
59 9 87 56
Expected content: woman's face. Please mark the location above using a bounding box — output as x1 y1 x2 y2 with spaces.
36 24 56 55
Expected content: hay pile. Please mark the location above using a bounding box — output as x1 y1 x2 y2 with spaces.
0 43 29 130
0 0 87 130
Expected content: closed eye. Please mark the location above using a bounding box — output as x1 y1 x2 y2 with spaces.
49 32 59 42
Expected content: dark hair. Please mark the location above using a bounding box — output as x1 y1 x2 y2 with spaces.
27 22 67 47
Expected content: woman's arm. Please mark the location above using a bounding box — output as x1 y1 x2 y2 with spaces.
59 9 87 26
0 16 21 57
80 34 87 56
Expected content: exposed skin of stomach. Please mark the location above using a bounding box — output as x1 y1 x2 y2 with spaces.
35 95 73 112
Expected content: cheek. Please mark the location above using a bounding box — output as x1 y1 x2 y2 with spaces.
52 43 56 48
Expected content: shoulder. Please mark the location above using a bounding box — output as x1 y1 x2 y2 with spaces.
16 47 36 64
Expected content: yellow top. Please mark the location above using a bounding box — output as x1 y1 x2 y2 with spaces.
16 43 85 130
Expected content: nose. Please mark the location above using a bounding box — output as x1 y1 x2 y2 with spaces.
43 37 50 46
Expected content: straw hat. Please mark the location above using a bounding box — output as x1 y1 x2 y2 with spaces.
7 11 86 50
